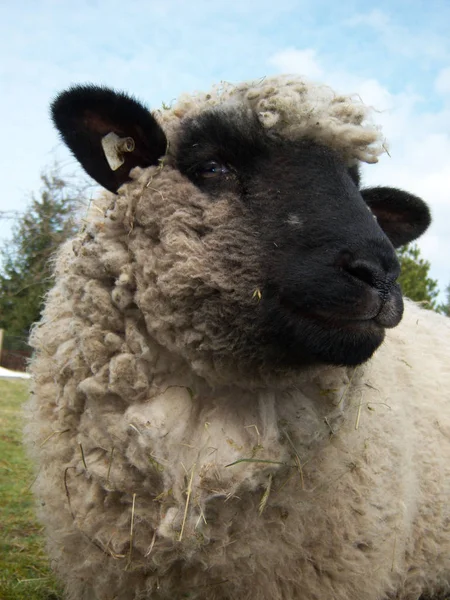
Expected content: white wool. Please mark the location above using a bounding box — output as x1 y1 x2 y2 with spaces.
157 75 385 164
24 75 450 600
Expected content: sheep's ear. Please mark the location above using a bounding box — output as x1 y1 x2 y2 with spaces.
361 187 431 248
51 85 167 193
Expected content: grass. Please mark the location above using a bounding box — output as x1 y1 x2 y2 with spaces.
0 378 62 600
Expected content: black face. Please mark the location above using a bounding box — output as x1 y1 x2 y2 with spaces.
176 109 430 367
51 86 431 370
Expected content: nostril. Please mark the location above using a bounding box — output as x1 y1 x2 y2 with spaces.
335 251 392 291
346 260 379 287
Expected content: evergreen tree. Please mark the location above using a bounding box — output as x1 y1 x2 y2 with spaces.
0 165 88 341
397 243 440 310
438 284 450 316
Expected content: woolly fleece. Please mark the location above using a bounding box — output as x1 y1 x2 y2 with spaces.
25 76 450 600
157 75 385 165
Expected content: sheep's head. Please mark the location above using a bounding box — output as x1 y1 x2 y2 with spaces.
51 80 430 380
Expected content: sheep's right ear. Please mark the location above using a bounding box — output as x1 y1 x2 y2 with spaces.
51 85 168 193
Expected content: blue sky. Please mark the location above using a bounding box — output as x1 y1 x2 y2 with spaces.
1 0 449 297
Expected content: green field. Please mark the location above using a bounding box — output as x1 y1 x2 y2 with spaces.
0 378 62 600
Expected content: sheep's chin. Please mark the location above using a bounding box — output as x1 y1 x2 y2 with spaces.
287 324 386 368
247 307 390 372
189 319 387 385
252 285 405 368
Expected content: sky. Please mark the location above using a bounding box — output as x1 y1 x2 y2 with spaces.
1 0 449 298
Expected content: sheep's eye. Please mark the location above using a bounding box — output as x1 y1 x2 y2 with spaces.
197 161 229 179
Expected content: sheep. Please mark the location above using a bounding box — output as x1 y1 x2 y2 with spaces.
25 75 450 600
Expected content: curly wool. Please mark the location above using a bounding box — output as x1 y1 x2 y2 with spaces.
157 75 385 164
26 282 450 600
25 77 450 600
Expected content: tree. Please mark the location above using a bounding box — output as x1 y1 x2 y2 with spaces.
396 243 440 310
0 164 89 341
438 284 450 317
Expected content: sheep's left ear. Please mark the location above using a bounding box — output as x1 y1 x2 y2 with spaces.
51 85 168 193
361 187 431 248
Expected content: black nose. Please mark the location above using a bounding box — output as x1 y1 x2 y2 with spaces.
336 249 400 298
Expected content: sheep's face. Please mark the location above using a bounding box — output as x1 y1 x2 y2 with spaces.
52 86 431 378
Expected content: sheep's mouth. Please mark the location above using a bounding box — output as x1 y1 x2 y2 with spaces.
279 289 403 331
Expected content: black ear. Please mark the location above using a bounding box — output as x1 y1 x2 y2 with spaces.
361 187 431 248
51 85 168 193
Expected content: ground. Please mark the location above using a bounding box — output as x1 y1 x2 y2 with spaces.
0 378 62 600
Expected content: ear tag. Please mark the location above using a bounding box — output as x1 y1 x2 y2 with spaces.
101 132 135 171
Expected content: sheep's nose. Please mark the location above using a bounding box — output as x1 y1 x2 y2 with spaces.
335 250 400 297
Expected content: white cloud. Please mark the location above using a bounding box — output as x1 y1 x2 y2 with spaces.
268 48 324 80
435 67 450 97
345 9 449 61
